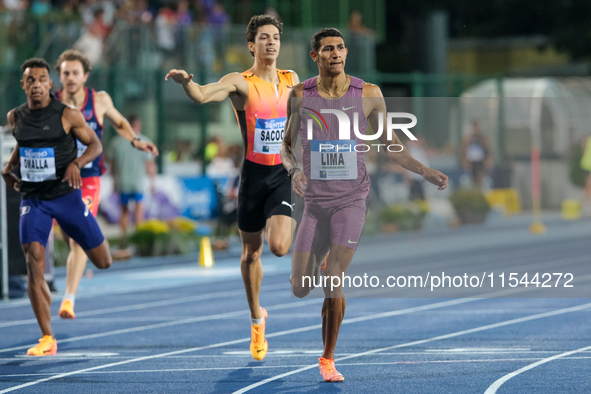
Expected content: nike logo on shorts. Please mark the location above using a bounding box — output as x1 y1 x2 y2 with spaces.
342 106 356 111
348 239 358 244
282 201 295 211
84 206 89 217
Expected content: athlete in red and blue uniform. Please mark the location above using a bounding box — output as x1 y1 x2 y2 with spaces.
54 50 159 319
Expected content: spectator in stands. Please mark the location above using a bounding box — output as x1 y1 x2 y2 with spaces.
348 10 374 36
30 0 51 17
1 0 27 11
89 8 110 39
206 139 238 179
176 0 192 26
156 6 177 66
129 0 153 24
461 120 492 187
73 20 104 65
107 114 156 236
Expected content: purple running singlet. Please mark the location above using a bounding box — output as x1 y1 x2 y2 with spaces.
294 76 370 252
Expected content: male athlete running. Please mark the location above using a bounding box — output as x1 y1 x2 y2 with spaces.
281 28 448 382
166 15 298 361
2 58 113 356
53 50 158 319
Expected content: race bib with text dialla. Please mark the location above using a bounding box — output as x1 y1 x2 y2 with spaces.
19 147 57 182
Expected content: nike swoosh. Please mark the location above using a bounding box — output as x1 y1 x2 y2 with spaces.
257 349 264 353
286 85 292 89
347 239 358 244
342 106 356 111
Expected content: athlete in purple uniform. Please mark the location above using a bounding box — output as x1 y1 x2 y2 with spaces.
281 28 448 382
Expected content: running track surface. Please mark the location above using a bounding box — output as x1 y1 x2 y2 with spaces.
1 214 590 393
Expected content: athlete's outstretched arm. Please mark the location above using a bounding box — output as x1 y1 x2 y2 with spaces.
165 70 248 105
62 107 102 189
281 84 307 197
365 84 448 190
1 110 21 191
98 92 159 156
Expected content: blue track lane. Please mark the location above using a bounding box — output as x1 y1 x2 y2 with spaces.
1 215 591 393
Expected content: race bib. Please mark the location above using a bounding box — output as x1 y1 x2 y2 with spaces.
19 147 57 182
254 117 286 155
76 139 92 168
310 140 358 180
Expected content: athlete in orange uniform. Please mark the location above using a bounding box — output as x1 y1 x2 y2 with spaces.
54 50 158 319
166 15 298 361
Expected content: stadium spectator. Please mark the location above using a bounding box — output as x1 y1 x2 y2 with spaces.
156 6 177 65
107 114 156 235
30 0 51 17
461 120 492 187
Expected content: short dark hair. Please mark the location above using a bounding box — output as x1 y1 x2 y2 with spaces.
245 14 283 57
55 49 92 74
127 114 140 124
21 58 51 75
311 28 344 52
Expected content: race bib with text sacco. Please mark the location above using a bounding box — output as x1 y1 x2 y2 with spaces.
254 117 286 154
310 140 358 180
19 147 57 182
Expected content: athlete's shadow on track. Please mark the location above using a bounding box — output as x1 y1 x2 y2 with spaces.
213 362 343 394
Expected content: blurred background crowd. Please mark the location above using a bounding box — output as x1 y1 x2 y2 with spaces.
2 0 591 267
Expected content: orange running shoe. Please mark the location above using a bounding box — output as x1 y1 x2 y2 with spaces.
320 252 329 275
250 307 268 361
58 299 75 319
27 335 57 356
318 357 344 382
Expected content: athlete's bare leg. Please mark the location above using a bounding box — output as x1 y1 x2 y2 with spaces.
321 244 355 360
64 239 87 297
84 239 112 269
265 215 295 257
23 242 53 336
239 230 265 319
291 251 324 298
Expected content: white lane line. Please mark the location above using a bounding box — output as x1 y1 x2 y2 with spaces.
2 349 583 363
0 283 290 328
5 357 591 379
483 344 591 394
0 298 478 393
0 298 321 354
232 301 591 393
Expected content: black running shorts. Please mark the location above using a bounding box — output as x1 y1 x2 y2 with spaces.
237 160 292 232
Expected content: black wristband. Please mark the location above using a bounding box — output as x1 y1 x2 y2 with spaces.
130 137 140 147
288 167 301 179
73 161 81 170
